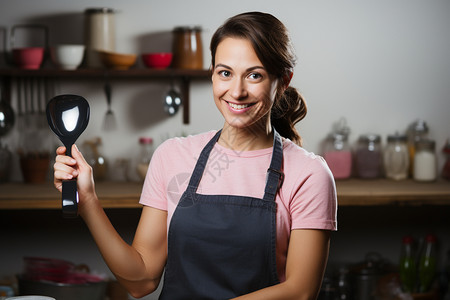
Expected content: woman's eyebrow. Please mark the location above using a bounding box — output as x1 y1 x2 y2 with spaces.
214 63 265 72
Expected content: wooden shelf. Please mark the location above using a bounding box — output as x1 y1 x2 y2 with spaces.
0 67 211 124
0 181 143 210
0 179 449 210
336 179 450 206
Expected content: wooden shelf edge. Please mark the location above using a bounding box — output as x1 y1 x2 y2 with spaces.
0 179 449 210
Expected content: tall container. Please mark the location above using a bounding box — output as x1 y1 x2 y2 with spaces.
413 139 437 182
407 119 429 176
172 26 203 69
84 8 116 68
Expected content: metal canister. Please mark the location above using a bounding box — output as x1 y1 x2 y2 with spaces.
172 26 203 69
352 254 384 300
84 8 116 68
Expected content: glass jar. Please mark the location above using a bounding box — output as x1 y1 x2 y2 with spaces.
407 119 429 176
323 133 352 179
137 137 154 180
413 139 437 182
356 134 382 179
383 133 409 180
172 26 203 70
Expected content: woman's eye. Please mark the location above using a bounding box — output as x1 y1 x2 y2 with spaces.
248 73 262 80
218 70 231 77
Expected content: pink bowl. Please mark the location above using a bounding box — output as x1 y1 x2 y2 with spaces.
142 52 173 69
13 47 45 69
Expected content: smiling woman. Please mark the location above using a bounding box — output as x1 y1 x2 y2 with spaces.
53 11 337 300
211 37 277 139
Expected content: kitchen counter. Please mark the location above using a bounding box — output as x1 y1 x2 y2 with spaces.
0 179 449 209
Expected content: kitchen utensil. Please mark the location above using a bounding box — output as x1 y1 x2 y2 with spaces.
50 44 85 70
164 81 182 116
142 52 172 69
46 94 90 218
103 79 116 130
99 50 136 70
0 83 15 136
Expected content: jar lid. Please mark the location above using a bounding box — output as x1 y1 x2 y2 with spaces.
409 119 429 134
415 138 435 149
139 137 153 144
85 8 115 14
402 236 414 244
329 132 348 141
359 134 381 143
387 133 407 142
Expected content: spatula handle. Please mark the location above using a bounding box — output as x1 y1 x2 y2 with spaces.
62 180 78 218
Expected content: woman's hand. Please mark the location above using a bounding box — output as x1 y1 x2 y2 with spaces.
53 144 97 214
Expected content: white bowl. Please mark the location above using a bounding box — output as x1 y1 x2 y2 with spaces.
50 44 85 70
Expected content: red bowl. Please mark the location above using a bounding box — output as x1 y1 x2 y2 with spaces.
142 52 173 69
13 47 45 69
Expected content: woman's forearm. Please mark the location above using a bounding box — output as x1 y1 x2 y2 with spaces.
80 200 147 278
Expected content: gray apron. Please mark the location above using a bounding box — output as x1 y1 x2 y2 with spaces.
159 129 283 299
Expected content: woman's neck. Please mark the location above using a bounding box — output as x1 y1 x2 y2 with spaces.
218 123 274 151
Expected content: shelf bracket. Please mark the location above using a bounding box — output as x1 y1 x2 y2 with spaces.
181 76 190 124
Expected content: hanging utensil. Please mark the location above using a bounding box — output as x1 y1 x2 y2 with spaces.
164 80 182 116
0 81 15 136
46 94 90 218
102 77 117 130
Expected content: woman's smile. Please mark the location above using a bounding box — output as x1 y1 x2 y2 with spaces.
225 100 256 114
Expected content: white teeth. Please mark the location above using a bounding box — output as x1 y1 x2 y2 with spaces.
228 102 250 109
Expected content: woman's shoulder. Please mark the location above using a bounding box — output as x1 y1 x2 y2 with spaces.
282 138 333 179
283 139 326 166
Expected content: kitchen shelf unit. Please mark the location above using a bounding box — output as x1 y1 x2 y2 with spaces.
0 67 212 124
0 179 449 210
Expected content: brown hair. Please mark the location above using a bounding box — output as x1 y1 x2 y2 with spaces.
210 11 307 146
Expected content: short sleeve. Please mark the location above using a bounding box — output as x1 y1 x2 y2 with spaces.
290 157 337 231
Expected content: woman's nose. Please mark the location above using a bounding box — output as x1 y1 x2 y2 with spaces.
229 78 248 100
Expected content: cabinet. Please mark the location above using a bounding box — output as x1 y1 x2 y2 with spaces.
0 68 211 124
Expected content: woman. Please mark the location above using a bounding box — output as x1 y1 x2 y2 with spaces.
53 11 337 299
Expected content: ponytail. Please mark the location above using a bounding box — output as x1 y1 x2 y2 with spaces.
271 86 307 146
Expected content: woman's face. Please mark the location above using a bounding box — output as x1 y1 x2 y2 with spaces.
212 37 278 130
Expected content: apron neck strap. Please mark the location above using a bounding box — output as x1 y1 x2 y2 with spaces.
263 129 284 201
187 129 284 202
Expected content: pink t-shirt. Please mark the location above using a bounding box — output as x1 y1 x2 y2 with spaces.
140 130 337 281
